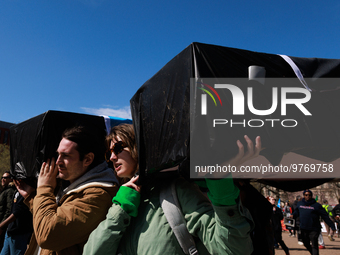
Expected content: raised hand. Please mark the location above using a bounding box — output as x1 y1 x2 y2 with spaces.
198 135 262 178
122 175 141 193
227 135 262 167
37 158 58 189
14 179 35 199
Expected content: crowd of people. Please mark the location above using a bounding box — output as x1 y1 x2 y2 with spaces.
1 123 340 255
269 190 340 255
0 124 262 254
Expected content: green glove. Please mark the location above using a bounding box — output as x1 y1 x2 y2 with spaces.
205 178 240 206
112 186 141 217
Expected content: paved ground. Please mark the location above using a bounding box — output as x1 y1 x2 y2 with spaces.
274 231 340 255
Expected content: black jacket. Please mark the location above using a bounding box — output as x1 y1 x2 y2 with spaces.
293 198 335 232
271 206 283 233
332 204 340 219
0 185 16 223
7 191 33 236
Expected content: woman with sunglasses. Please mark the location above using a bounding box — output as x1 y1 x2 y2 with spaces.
84 124 260 255
105 124 139 183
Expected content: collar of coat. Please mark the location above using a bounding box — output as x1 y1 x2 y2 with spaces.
56 161 118 203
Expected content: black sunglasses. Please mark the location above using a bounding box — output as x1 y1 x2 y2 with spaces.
1 176 11 180
106 141 127 161
304 193 312 197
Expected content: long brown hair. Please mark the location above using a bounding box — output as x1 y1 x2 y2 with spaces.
106 124 138 184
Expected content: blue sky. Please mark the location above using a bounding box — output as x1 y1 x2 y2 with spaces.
1 0 340 124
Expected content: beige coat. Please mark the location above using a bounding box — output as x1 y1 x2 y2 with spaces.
24 183 117 255
24 161 118 255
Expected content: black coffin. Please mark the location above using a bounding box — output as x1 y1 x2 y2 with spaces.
130 42 340 190
9 110 107 182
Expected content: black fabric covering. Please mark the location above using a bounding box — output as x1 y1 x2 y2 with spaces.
130 42 340 191
9 110 107 184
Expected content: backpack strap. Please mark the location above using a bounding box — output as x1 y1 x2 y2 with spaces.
160 180 199 255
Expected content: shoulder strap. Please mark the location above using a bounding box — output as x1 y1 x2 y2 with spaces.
160 180 199 255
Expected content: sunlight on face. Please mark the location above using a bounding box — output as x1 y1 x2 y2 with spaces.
56 138 88 183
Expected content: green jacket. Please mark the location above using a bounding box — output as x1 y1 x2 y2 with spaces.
84 178 254 255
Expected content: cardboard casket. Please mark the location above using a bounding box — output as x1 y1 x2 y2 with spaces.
130 42 340 190
9 110 131 185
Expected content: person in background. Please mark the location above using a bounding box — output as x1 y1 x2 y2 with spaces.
332 198 340 238
14 126 119 255
292 195 303 245
283 201 292 216
84 124 260 255
0 169 33 255
0 172 16 250
292 190 336 255
283 201 294 237
318 232 326 250
322 200 335 241
268 196 290 255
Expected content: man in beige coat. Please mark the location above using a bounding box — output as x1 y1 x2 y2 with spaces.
15 126 119 255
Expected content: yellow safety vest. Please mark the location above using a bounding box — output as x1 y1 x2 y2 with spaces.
323 204 333 217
